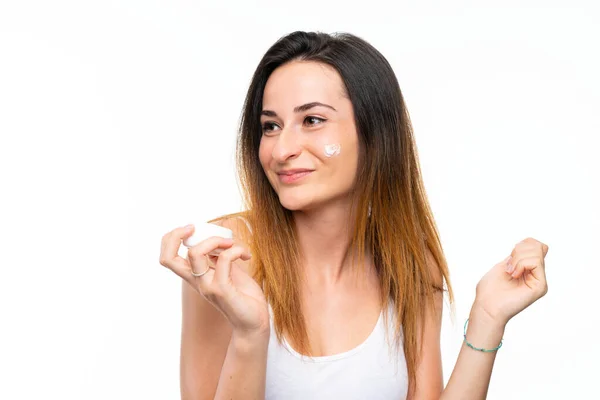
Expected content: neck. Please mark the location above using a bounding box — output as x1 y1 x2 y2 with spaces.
293 199 372 285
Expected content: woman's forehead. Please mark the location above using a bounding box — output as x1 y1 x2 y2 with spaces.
263 61 346 108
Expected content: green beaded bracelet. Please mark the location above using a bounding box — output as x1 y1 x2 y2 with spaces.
463 318 503 352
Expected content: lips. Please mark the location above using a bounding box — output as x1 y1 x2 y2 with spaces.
277 169 313 184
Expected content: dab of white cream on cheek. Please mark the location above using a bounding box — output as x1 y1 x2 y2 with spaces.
324 143 341 157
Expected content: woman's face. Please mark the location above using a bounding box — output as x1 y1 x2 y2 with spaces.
259 61 359 211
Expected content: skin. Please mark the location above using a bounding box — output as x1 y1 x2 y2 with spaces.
159 60 549 399
259 60 359 215
258 60 382 357
324 143 341 157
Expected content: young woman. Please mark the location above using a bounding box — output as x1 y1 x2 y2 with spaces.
159 31 549 400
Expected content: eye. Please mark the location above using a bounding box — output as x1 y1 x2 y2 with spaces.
261 121 281 134
304 116 326 126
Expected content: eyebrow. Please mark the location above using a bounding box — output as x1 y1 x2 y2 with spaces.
261 102 337 117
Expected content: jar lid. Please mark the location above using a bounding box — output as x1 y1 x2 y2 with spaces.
182 223 233 247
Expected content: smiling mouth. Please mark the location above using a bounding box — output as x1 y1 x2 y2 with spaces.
277 170 313 184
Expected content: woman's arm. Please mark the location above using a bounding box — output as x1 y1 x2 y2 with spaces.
407 245 445 399
439 305 504 400
407 287 444 400
178 217 269 400
180 281 231 399
180 282 269 400
214 324 270 400
409 291 504 400
411 238 548 400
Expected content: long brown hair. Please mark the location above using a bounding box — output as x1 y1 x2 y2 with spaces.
212 31 453 390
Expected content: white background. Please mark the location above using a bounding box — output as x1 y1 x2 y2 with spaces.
1 1 598 399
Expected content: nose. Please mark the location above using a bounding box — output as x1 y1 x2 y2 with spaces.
271 127 302 163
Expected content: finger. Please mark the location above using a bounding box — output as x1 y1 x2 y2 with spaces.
187 236 235 261
187 237 235 284
515 238 549 258
160 224 194 263
541 242 549 257
193 263 217 296
513 241 539 257
510 256 543 280
507 247 542 272
206 247 251 270
159 224 195 271
214 245 252 287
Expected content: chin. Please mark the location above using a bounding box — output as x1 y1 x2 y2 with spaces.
276 192 315 211
278 198 309 211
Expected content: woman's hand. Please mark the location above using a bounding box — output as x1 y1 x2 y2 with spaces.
159 224 270 338
474 237 549 326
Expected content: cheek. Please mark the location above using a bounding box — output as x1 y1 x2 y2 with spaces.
310 132 339 158
313 131 356 161
324 143 341 157
258 140 271 168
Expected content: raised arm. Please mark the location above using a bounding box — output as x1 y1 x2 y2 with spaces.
411 238 549 400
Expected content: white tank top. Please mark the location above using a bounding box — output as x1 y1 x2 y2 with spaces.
265 303 409 399
233 216 408 398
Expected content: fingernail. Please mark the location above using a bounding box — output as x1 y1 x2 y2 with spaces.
505 262 512 272
185 224 194 230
